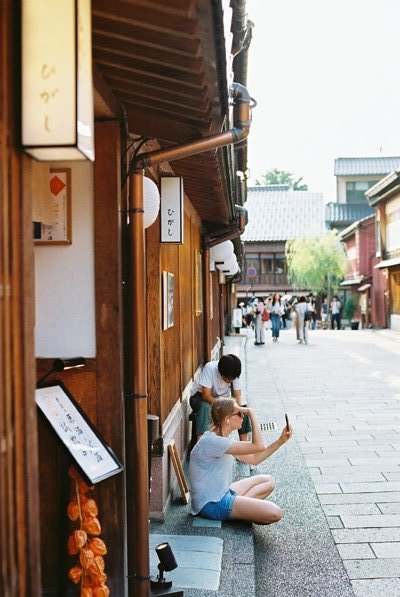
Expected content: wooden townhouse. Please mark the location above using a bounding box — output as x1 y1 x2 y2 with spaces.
366 172 400 331
0 1 253 595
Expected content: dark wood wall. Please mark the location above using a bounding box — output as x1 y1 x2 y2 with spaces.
146 195 203 423
0 3 41 595
36 120 127 596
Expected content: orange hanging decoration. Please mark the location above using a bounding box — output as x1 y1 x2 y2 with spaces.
66 466 109 597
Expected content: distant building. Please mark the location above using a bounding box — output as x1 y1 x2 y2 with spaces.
366 172 400 331
237 186 326 297
339 215 387 328
326 157 400 231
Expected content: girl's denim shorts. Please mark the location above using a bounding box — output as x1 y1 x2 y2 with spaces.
199 489 237 521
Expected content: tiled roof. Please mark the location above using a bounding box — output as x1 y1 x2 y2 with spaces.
253 184 291 191
242 187 326 242
325 203 374 225
334 157 400 176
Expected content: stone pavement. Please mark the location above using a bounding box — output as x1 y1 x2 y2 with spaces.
151 327 400 596
246 326 400 597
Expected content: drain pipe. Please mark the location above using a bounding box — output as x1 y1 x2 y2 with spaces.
125 83 253 596
131 83 253 171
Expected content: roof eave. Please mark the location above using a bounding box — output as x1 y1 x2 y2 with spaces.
366 171 400 206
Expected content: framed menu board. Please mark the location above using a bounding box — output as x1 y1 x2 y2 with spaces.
35 383 124 484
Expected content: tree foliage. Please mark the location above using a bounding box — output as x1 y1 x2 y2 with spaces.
285 232 347 296
255 168 309 190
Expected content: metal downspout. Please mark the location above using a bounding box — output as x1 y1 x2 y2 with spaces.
125 83 253 595
125 170 150 597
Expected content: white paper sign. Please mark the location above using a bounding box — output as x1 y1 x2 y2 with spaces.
161 177 184 243
36 384 123 484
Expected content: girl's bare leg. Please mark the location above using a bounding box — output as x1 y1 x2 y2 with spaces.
230 474 275 499
231 495 282 525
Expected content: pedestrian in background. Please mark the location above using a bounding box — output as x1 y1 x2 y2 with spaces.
308 293 317 330
320 297 329 328
330 296 342 330
254 299 266 345
270 293 284 342
296 296 311 344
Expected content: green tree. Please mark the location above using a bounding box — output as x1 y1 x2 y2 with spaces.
255 168 309 190
285 232 347 298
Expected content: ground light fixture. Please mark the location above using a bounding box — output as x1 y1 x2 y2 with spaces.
150 542 183 596
36 357 86 387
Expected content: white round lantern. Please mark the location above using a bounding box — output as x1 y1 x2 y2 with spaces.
224 263 240 276
217 255 238 271
210 240 234 263
143 176 160 229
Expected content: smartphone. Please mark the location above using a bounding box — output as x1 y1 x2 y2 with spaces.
285 413 290 431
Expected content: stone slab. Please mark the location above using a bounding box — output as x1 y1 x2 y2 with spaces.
352 578 400 597
336 543 376 559
344 557 400 579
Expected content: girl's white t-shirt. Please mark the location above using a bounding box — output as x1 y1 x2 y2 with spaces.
189 431 235 514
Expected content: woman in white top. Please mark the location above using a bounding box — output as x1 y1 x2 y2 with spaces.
295 296 310 344
189 398 292 524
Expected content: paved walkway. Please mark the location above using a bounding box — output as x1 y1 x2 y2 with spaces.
245 326 400 597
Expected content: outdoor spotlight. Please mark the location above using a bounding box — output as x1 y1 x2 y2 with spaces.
150 542 183 595
36 357 86 387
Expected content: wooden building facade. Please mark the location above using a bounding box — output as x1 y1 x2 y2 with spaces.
367 173 400 331
0 1 252 595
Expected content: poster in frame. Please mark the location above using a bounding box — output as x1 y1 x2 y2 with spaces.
35 382 124 485
34 168 72 244
162 271 174 330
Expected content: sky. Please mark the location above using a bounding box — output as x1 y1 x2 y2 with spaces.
246 0 400 201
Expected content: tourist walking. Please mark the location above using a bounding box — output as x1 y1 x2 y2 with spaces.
270 293 284 342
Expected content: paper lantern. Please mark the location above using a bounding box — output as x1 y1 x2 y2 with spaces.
144 177 160 229
216 255 238 271
224 263 240 276
21 0 94 161
210 241 234 263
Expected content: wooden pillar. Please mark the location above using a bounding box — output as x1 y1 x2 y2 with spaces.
93 120 127 595
0 2 41 595
202 248 211 361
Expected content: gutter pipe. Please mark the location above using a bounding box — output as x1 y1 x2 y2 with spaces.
125 82 253 596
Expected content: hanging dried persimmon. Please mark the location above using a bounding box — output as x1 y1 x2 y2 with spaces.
93 586 110 597
82 498 98 518
89 538 107 556
68 565 83 584
74 529 88 549
67 501 80 521
82 517 101 536
67 466 108 595
79 547 95 569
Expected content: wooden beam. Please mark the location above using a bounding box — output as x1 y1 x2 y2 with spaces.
93 48 203 87
92 14 200 54
124 105 205 142
93 0 197 35
92 30 203 72
93 63 120 119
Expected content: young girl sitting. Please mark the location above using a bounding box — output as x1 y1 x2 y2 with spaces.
189 398 292 524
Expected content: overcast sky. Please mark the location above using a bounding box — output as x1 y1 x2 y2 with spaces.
246 0 400 201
